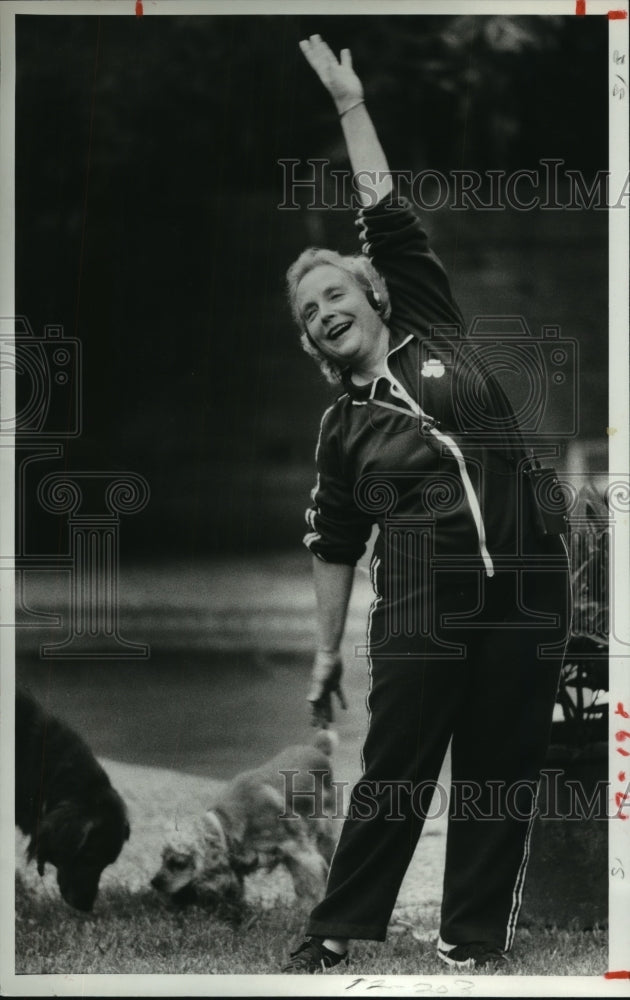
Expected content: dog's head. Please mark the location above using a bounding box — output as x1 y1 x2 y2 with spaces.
151 811 257 912
150 815 211 902
29 787 130 912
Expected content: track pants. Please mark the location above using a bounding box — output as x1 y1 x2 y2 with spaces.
306 548 570 948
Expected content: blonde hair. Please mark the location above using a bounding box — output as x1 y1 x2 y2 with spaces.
286 248 391 384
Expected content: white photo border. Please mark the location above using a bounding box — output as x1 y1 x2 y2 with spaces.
1 0 628 996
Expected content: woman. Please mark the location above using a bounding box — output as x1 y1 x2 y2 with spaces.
282 35 570 974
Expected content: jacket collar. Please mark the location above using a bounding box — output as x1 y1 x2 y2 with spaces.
341 333 414 401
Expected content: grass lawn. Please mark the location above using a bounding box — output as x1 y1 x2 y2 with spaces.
15 876 607 978
14 756 608 983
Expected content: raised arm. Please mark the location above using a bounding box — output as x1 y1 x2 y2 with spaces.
299 34 393 206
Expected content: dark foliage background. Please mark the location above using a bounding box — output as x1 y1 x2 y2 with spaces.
15 13 608 558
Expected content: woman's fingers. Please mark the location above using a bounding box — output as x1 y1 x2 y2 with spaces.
334 684 348 711
310 693 332 729
305 34 333 55
310 34 337 59
299 34 362 108
299 34 342 72
298 40 326 77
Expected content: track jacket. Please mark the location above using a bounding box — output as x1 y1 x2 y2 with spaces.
303 193 531 580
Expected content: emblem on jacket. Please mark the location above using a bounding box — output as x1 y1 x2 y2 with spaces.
421 358 445 378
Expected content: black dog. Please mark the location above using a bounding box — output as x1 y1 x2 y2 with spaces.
15 688 130 911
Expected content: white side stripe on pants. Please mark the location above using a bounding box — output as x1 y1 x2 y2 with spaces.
504 782 540 952
361 553 381 773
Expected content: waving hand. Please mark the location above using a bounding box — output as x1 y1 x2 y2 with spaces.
299 35 363 114
298 33 392 206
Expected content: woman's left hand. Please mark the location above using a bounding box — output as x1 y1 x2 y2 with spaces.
307 649 348 728
299 35 363 114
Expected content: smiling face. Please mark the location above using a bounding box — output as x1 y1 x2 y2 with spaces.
296 264 388 375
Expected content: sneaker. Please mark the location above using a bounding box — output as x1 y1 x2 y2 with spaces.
437 942 507 970
282 938 349 974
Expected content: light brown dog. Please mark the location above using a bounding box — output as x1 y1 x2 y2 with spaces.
151 731 338 918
